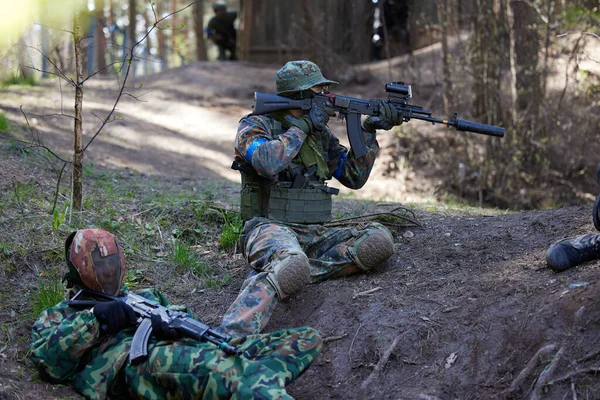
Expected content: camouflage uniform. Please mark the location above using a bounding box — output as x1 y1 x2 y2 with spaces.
30 287 322 400
221 61 396 336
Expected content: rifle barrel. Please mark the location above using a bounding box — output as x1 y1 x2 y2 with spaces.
408 114 505 138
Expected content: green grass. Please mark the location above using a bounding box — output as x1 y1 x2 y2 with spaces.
123 268 147 288
219 212 242 250
31 275 64 317
2 73 36 87
0 113 10 131
172 240 211 276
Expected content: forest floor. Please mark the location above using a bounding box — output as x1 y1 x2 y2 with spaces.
0 38 599 400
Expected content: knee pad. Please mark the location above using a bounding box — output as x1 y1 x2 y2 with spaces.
353 227 394 271
266 253 311 300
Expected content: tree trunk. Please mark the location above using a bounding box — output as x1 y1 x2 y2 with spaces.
170 0 178 66
469 0 503 125
128 0 137 76
182 14 190 63
156 0 167 69
95 0 107 74
143 5 153 74
193 1 207 61
72 12 85 212
505 0 518 128
438 0 454 115
511 0 541 115
299 0 315 61
18 34 34 80
107 0 117 71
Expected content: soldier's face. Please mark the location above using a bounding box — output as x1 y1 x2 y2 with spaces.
310 85 330 94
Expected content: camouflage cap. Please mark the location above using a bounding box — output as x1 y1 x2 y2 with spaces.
65 229 126 296
275 60 338 95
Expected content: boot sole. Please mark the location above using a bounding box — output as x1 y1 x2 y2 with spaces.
277 257 311 296
356 232 394 269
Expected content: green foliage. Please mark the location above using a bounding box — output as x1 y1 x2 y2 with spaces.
0 243 15 259
13 181 35 204
2 73 36 87
83 161 97 178
0 113 10 131
562 6 600 29
172 240 210 275
52 207 69 230
31 275 64 317
123 268 146 288
219 211 242 249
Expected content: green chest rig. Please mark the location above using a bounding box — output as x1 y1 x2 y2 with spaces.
235 114 339 224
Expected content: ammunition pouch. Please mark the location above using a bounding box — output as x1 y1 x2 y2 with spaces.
267 182 337 224
233 160 338 224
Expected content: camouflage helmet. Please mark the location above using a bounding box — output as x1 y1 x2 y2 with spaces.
275 60 338 95
65 229 126 296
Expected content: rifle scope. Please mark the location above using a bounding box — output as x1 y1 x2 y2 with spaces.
385 82 412 100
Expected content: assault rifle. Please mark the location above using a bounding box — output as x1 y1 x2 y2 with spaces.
252 82 505 158
68 289 241 364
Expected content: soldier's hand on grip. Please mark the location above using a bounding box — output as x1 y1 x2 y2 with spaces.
286 105 329 134
93 301 136 334
363 101 404 132
150 313 178 340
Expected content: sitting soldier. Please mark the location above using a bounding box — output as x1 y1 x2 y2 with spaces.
222 60 403 336
30 228 322 399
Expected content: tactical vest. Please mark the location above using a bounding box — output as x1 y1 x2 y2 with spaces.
233 118 339 224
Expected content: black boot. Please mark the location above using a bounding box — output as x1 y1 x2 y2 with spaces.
594 195 600 232
546 233 600 272
594 165 600 232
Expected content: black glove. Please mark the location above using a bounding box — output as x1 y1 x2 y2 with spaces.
150 313 178 340
363 101 403 132
285 105 330 134
93 301 137 334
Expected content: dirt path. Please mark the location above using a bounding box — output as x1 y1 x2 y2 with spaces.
1 62 270 182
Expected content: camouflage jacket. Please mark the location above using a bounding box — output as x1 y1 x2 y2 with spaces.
30 288 189 399
234 113 380 189
30 288 321 399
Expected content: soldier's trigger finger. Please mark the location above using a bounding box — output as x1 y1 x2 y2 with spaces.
378 102 389 119
150 313 178 340
389 103 398 123
124 303 137 325
309 106 328 131
323 107 336 117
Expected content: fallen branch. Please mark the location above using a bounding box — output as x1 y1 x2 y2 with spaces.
507 343 557 395
348 324 362 362
577 347 600 363
551 366 600 384
530 346 565 400
360 330 411 389
323 334 348 344
353 287 382 298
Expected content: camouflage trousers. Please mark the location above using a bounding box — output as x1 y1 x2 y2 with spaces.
125 326 322 399
220 218 393 336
